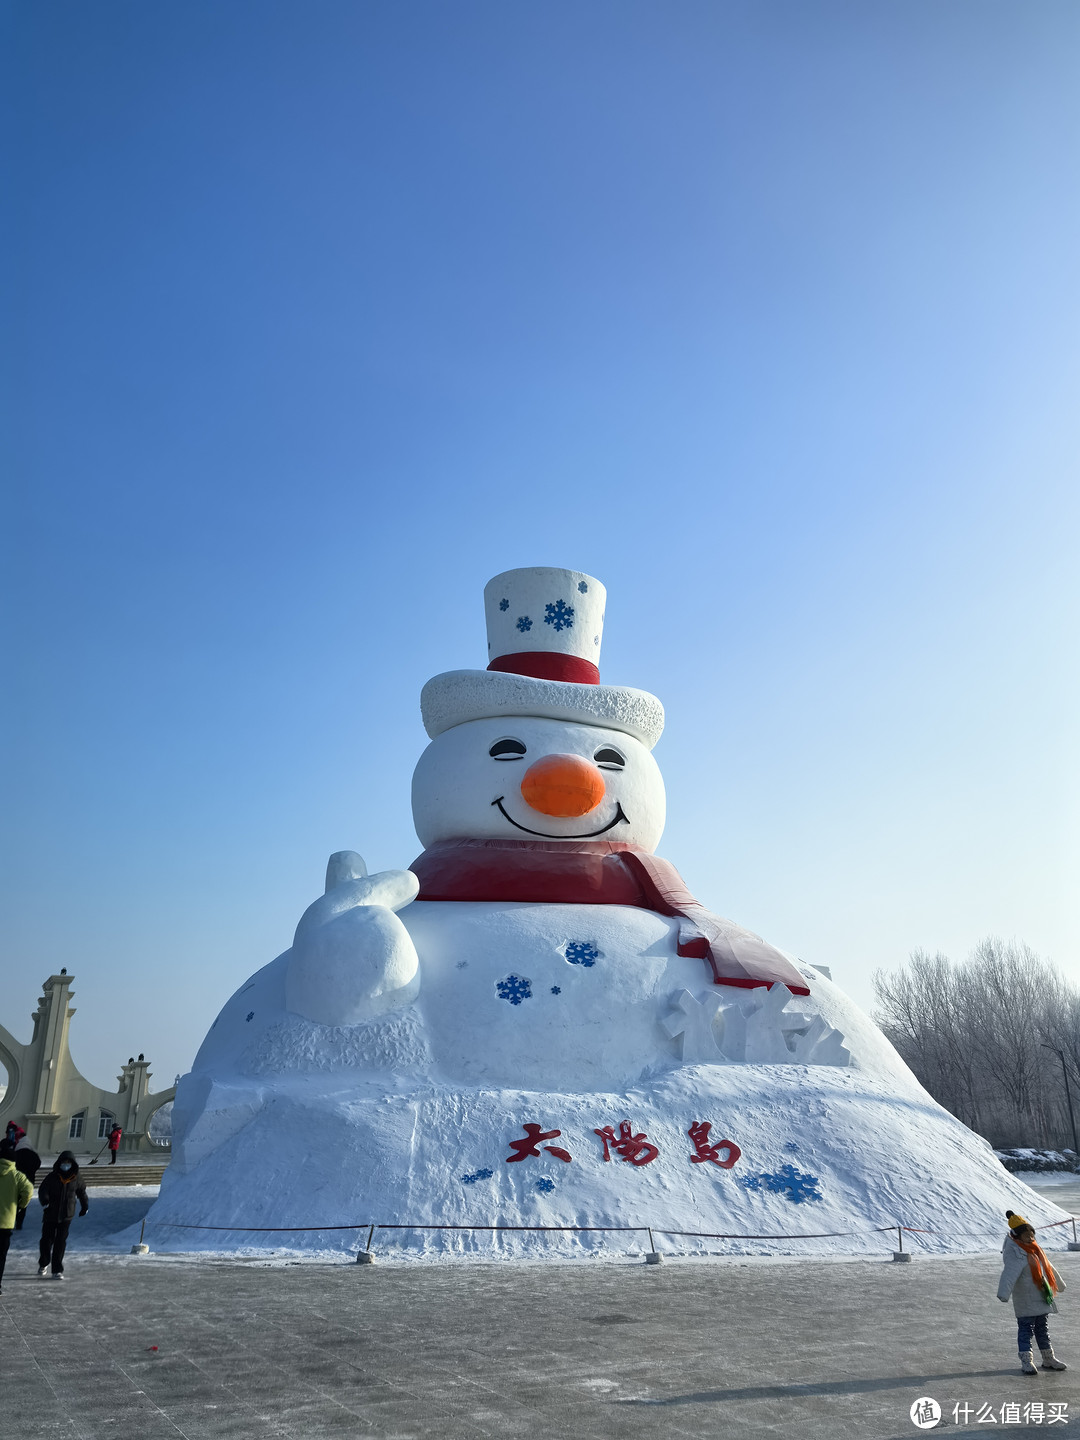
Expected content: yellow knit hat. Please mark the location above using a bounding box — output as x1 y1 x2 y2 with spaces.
1006 1210 1030 1230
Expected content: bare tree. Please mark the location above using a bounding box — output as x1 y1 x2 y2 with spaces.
874 938 1077 1149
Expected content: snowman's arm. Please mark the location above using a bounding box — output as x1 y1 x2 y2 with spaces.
284 851 421 1027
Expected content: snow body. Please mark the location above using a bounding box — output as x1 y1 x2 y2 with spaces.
155 876 1062 1258
153 941 1064 1258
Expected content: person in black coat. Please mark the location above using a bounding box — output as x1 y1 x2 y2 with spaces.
1 1138 43 1230
38 1150 89 1278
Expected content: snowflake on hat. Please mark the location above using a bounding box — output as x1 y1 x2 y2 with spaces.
544 600 574 631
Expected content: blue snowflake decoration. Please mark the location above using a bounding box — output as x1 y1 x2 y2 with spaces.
245 1011 255 1022
564 941 599 967
535 1178 555 1194
462 1169 494 1185
516 615 532 632
496 974 532 1005
499 598 509 611
550 986 561 995
784 1141 799 1153
739 1164 822 1205
578 581 588 593
544 599 574 631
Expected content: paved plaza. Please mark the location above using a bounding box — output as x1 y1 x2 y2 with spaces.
3 1211 1080 1440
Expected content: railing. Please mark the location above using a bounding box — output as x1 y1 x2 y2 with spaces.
135 1212 1080 1263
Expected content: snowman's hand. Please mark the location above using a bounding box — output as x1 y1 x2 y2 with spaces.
312 858 417 927
324 851 418 911
286 853 421 1027
324 850 367 889
345 869 419 910
295 855 418 945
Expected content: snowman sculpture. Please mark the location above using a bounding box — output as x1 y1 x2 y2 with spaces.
153 569 1061 1256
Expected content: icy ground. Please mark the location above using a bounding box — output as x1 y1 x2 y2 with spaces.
3 1178 1077 1437
4 1243 1079 1440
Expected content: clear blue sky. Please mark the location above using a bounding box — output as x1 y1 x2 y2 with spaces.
3 1 1077 1092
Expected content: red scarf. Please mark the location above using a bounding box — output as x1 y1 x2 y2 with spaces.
410 838 810 996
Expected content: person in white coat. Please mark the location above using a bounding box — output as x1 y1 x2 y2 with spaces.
997 1210 1068 1375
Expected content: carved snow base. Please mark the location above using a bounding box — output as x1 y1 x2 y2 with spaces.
663 986 851 1067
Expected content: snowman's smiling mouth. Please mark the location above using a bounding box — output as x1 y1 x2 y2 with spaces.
491 797 629 838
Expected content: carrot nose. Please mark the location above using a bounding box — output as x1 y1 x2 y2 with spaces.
520 754 607 817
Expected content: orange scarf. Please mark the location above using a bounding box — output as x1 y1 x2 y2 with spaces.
1013 1234 1057 1306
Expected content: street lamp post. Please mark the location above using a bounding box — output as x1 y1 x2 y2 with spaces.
1042 1044 1080 1158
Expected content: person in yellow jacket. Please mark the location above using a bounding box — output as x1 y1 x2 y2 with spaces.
0 1153 34 1295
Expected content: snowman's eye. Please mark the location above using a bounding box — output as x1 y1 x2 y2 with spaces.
594 747 625 770
489 738 527 760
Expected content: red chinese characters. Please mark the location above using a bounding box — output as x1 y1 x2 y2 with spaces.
506 1123 572 1163
502 1119 742 1171
687 1121 741 1169
594 1120 660 1166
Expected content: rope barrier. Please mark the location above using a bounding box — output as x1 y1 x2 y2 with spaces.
142 1214 1080 1252
654 1225 901 1241
371 1223 652 1234
144 1219 1009 1241
149 1220 894 1239
155 1223 374 1232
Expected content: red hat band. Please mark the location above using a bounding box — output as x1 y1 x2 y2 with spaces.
487 652 600 685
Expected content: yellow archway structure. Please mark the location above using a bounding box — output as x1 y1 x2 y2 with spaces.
0 973 174 1157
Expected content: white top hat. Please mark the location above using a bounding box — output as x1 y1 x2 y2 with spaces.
420 567 664 749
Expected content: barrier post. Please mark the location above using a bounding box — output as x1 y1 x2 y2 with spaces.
356 1224 376 1265
644 1225 663 1265
892 1225 911 1263
1068 1217 1080 1252
130 1217 150 1256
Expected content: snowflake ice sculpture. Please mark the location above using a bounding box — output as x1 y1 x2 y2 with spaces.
544 600 574 631
496 974 532 1005
740 1163 823 1205
788 1014 851 1066
564 941 599 967
662 990 725 1063
663 985 851 1066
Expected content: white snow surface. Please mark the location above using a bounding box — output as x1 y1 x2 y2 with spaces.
147 909 1068 1260
421 670 665 749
